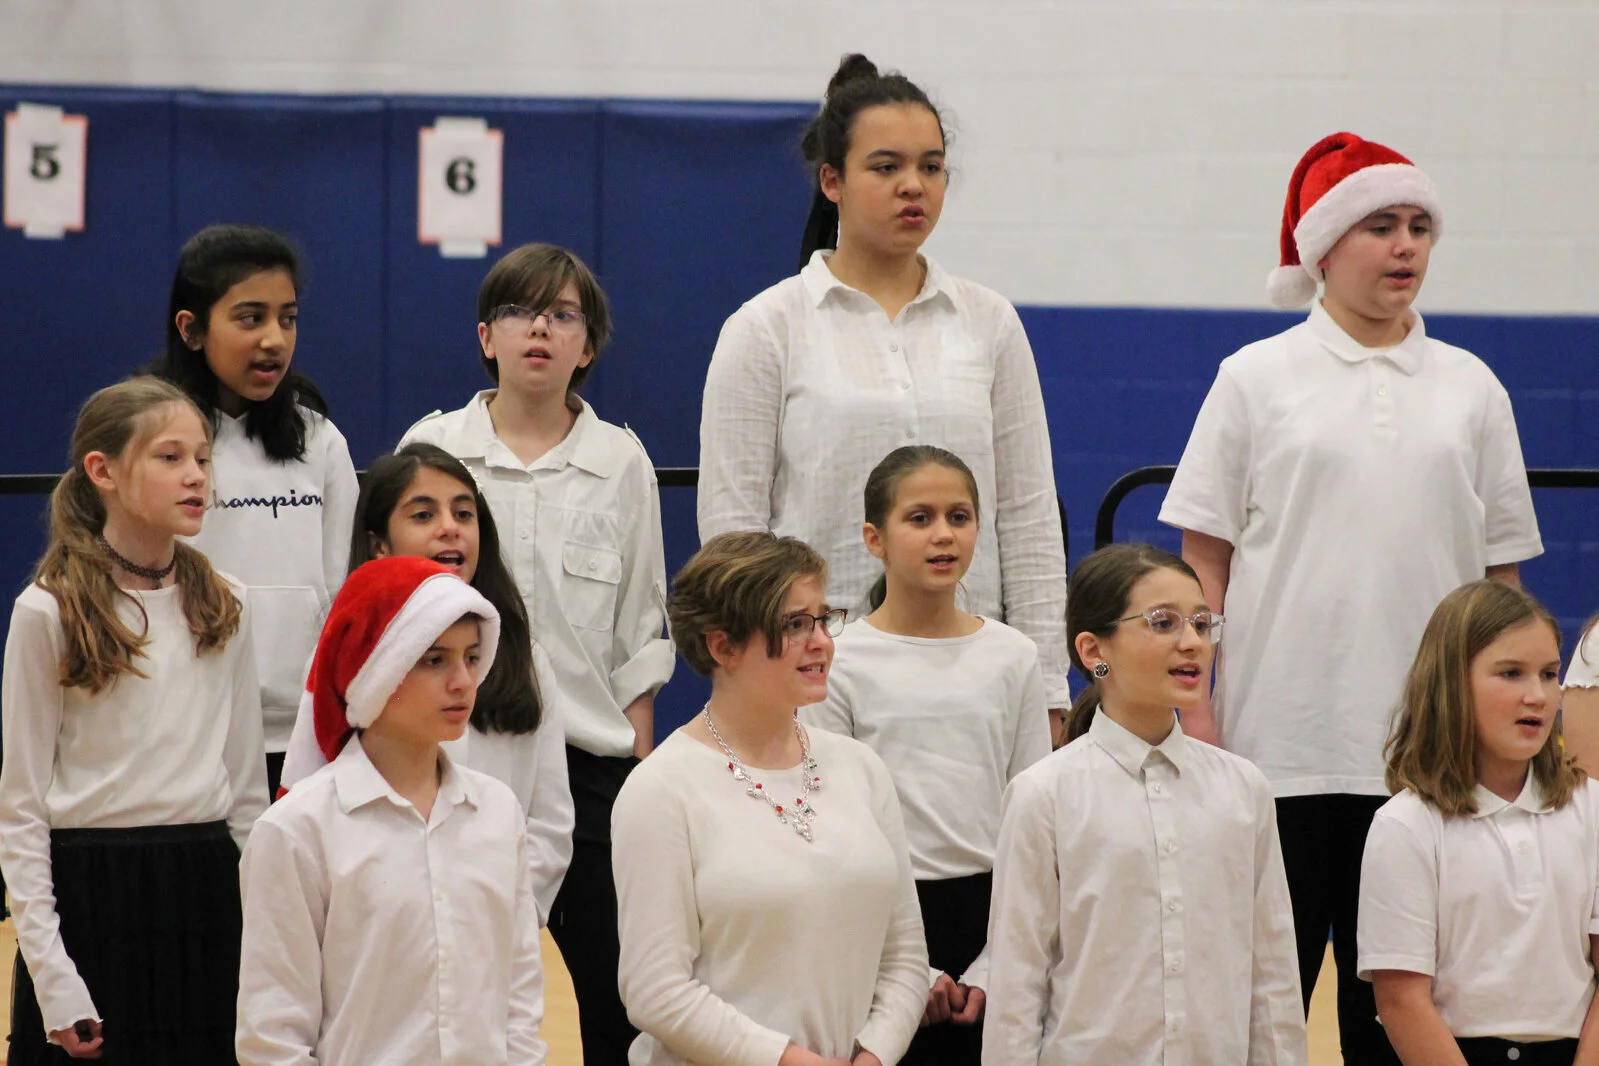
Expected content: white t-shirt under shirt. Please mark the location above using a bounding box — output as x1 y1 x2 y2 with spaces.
0 579 268 1035
612 728 928 1066
1159 302 1543 796
983 711 1306 1066
188 406 358 752
1357 778 1599 1041
698 251 1069 707
401 393 674 759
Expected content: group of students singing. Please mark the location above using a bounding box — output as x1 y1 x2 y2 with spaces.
1 49 1595 1066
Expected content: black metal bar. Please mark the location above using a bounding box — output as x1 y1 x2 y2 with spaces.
1093 466 1599 550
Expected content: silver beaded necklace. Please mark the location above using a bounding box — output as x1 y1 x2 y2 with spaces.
702 703 821 842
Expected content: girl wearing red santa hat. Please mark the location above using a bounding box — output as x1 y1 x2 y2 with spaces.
236 556 547 1066
0 377 268 1064
1159 132 1543 1062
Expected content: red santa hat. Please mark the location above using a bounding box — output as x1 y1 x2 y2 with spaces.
1267 132 1443 309
279 555 500 792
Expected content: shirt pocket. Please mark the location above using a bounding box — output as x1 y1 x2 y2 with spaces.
561 541 622 631
247 585 324 709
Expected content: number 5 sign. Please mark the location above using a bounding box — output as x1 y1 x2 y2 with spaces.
418 117 503 258
4 103 88 239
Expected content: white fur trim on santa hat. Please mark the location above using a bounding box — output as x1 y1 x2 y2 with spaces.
1291 163 1442 283
344 571 501 729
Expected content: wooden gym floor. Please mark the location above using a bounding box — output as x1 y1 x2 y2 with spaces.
0 922 1342 1063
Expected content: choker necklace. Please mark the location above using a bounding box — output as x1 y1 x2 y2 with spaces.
98 537 176 587
702 703 821 842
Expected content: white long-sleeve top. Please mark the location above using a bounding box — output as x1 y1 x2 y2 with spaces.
401 393 675 758
188 407 358 751
0 579 268 1035
983 711 1306 1066
612 728 929 1066
697 252 1069 707
237 735 546 1066
279 641 575 925
802 617 1051 991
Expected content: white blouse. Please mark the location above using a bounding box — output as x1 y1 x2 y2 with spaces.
983 711 1306 1066
698 252 1069 707
612 728 928 1066
0 580 268 1035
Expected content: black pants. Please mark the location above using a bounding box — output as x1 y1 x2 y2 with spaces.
901 872 992 1066
1456 1037 1578 1065
1276 794 1400 1066
265 751 285 802
548 746 639 1066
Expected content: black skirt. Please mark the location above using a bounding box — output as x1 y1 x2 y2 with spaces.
1456 1036 1578 1066
8 821 242 1066
901 870 992 1066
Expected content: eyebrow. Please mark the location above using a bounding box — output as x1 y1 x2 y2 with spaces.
1367 210 1430 223
864 148 946 161
426 641 482 653
402 492 475 507
230 299 297 311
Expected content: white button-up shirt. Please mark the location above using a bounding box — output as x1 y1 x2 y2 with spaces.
1358 778 1599 1041
698 252 1069 706
401 393 675 758
1160 302 1542 795
237 736 546 1066
983 711 1306 1066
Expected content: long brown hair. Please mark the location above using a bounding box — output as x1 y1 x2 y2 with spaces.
1065 543 1200 742
1386 580 1580 815
36 377 242 693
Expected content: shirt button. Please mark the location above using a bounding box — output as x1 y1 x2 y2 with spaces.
1167 900 1179 912
1377 386 1388 397
1508 1049 1521 1061
1152 783 1162 794
520 530 529 540
1169 960 1181 973
889 343 899 352
435 890 445 902
905 429 916 440
900 381 910 390
588 560 598 571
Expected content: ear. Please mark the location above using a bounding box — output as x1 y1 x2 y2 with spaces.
83 451 116 494
368 531 391 560
175 310 204 350
706 629 742 671
577 345 595 369
477 321 496 363
862 522 886 562
819 163 844 205
1074 631 1105 673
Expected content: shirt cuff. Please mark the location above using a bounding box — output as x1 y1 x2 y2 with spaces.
610 638 676 709
1355 953 1434 982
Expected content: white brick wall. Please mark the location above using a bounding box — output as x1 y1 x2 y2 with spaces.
3 0 1596 313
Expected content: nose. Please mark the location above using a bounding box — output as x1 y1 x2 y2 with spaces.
1175 618 1203 651
808 622 834 652
448 658 475 694
261 320 287 350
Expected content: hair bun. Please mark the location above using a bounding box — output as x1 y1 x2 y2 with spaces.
827 53 879 95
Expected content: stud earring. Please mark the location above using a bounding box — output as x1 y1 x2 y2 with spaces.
1093 662 1110 679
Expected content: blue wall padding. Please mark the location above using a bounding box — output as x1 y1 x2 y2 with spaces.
0 83 1595 737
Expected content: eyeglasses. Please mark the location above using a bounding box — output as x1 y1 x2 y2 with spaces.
782 608 848 642
1113 608 1225 645
488 304 588 336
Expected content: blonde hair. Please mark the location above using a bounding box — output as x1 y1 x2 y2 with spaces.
668 531 828 676
37 377 242 693
1386 580 1579 816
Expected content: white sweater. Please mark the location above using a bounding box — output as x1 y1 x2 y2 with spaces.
613 728 929 1066
188 406 358 750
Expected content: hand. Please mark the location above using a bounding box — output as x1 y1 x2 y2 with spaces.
777 1044 851 1066
50 1019 103 1059
1049 708 1069 749
951 985 986 1025
852 1052 883 1066
923 972 966 1027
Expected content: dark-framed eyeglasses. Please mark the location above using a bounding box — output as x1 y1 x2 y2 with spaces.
1113 608 1225 645
488 304 587 336
782 608 848 642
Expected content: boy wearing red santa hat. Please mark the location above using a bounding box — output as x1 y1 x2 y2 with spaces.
1159 132 1543 1062
236 555 547 1065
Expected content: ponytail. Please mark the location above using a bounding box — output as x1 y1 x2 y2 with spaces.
798 188 841 270
1065 684 1100 743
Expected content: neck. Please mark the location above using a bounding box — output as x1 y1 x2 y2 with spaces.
869 583 967 638
486 387 577 462
1320 297 1414 349
100 516 177 590
1098 692 1177 747
1476 754 1531 804
825 242 925 314
704 681 801 769
215 384 247 418
358 729 444 819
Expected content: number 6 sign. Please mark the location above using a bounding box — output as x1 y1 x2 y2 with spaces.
418 117 503 258
4 103 88 239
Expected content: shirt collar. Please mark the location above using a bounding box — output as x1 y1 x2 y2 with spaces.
799 250 956 313
453 390 614 478
1470 774 1550 819
1087 707 1187 778
1306 299 1427 375
332 733 480 817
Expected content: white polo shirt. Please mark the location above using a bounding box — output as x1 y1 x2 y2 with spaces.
1159 302 1543 795
1357 778 1599 1041
1566 626 1599 689
401 393 675 758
